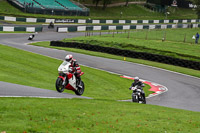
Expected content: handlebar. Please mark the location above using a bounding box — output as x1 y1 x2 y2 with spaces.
130 86 142 92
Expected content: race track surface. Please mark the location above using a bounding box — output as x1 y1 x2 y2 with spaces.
0 32 200 112
0 81 91 99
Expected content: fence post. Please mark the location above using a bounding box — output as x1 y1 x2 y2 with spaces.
127 30 130 38
145 30 148 40
100 31 101 36
162 31 166 42
184 33 186 43
112 31 114 37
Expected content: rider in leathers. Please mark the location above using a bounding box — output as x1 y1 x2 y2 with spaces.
65 54 81 88
129 77 146 103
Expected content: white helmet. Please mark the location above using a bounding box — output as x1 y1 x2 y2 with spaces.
134 77 139 82
65 54 73 62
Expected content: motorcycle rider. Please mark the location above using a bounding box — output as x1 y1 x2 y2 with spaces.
48 21 54 29
129 77 146 103
65 54 81 88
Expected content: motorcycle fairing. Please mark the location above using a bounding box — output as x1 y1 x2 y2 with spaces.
66 74 77 91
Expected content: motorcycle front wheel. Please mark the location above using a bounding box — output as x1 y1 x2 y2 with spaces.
75 81 85 96
132 95 139 103
55 78 65 93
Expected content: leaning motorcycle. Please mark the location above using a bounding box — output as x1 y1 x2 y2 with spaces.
55 61 85 95
131 86 146 104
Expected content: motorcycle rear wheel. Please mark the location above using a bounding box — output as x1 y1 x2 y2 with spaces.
75 81 84 96
55 78 65 93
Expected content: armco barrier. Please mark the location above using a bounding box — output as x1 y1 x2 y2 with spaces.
1 15 200 24
56 18 200 24
50 41 200 70
57 23 200 32
0 26 43 32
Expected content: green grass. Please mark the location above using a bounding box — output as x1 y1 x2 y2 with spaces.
0 98 200 132
0 0 197 20
1 38 200 133
103 28 199 44
0 44 152 100
62 28 200 62
88 4 164 20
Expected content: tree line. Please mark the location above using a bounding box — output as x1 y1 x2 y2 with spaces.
190 0 200 18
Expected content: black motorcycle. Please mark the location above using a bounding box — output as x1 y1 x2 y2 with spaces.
130 85 146 104
48 22 54 29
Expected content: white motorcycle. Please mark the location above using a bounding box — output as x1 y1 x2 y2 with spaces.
55 61 85 95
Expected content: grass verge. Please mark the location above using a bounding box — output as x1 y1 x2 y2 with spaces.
62 29 200 62
0 44 152 100
0 98 200 132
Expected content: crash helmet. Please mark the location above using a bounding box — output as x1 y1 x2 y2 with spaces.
65 54 73 63
134 77 139 82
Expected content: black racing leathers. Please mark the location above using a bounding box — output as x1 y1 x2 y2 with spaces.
130 81 144 89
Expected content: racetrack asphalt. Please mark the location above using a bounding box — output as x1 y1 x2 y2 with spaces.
0 32 200 112
0 81 91 99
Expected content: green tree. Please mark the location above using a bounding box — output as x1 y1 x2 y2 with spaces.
102 0 112 10
189 0 200 18
93 0 101 7
125 0 129 6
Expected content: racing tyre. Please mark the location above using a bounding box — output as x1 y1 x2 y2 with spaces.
132 95 139 103
55 78 65 93
75 81 84 96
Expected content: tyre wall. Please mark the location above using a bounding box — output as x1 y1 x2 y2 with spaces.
50 41 200 70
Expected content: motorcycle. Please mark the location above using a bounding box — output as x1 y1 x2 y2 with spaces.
55 61 85 95
28 34 35 40
48 22 54 29
130 85 146 104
